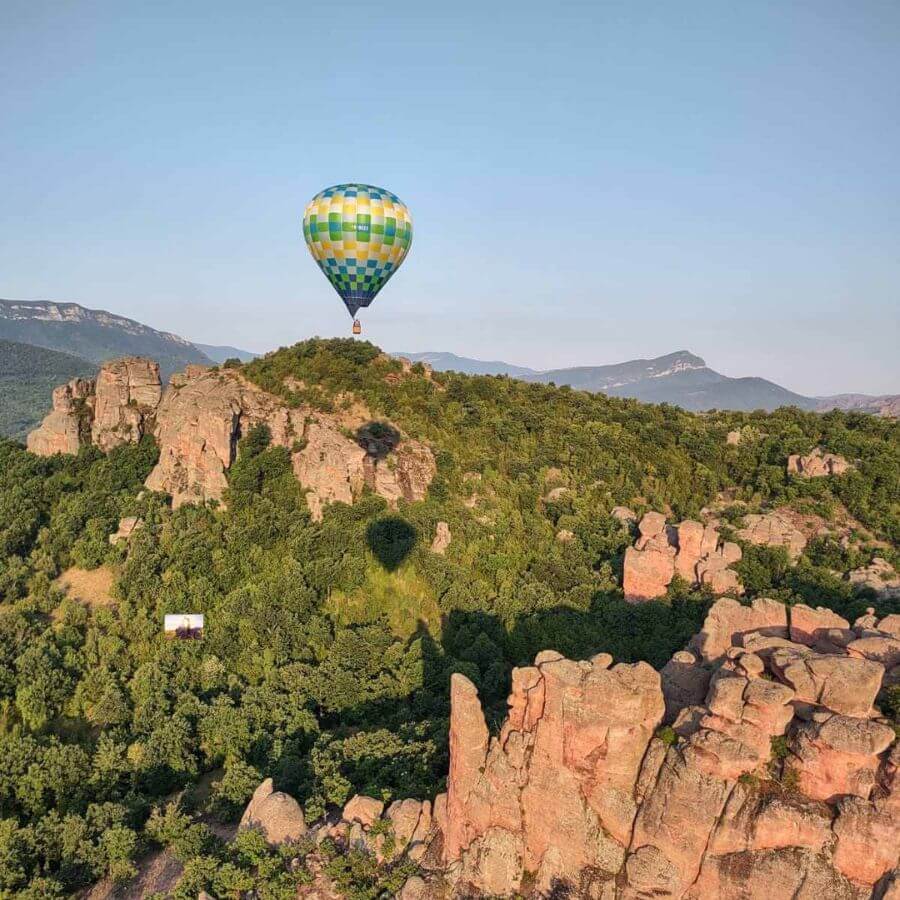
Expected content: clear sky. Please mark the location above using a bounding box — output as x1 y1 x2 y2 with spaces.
2 1 898 395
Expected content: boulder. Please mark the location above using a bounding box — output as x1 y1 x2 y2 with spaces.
689 597 788 664
787 714 895 802
108 516 144 545
239 778 306 845
342 795 384 828
769 648 883 717
611 506 637 524
787 447 851 478
789 605 851 648
623 544 675 601
848 558 900 600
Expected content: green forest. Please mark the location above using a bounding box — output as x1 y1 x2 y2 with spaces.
0 339 897 897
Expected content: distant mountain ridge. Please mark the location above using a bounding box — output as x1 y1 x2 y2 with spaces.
193 342 259 363
0 298 213 377
395 349 896 414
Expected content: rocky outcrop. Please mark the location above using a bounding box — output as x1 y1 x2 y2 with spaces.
233 598 898 898
424 598 898 897
90 357 162 451
737 510 808 559
623 513 742 600
431 522 451 554
29 358 435 520
26 377 95 455
28 358 162 456
108 516 143 545
848 558 900 600
239 778 307 845
788 447 852 478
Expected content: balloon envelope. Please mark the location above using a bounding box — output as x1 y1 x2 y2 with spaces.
302 183 413 318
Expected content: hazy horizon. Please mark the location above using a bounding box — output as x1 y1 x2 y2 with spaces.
2 1 898 395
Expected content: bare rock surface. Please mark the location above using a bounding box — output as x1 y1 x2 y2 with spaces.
91 357 162 451
108 516 143 545
239 777 307 845
849 558 900 600
737 510 808 559
623 513 742 601
26 376 95 455
422 597 898 897
431 521 452 554
788 447 852 478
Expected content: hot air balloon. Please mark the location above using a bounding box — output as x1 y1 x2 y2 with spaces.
302 183 413 335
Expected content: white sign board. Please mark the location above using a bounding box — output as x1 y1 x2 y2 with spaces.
164 614 205 637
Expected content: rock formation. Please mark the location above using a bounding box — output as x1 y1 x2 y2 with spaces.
849 558 900 600
431 522 452 554
26 377 94 455
737 509 809 559
623 513 742 600
90 357 162 451
239 778 307 845
28 358 435 520
239 597 898 898
28 358 162 455
426 598 899 897
788 447 852 478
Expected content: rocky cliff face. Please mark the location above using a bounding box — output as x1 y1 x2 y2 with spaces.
26 357 160 455
232 598 899 899
415 598 899 898
28 357 435 518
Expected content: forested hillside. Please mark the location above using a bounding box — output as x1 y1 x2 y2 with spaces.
0 340 96 440
0 339 897 896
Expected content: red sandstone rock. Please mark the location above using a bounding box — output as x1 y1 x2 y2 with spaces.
737 511 807 559
787 447 851 478
91 357 161 451
239 778 307 844
27 377 95 455
624 514 743 601
224 597 898 899
343 795 385 828
689 597 788 663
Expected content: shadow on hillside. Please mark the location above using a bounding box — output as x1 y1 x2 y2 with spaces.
366 516 418 571
356 421 401 460
280 592 714 806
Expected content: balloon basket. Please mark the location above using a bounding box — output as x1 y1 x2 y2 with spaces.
352 319 362 335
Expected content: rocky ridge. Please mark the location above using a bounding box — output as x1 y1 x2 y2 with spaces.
28 357 435 519
230 597 899 899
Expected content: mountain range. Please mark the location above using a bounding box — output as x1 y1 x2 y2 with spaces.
0 298 213 376
0 298 896 430
395 350 899 415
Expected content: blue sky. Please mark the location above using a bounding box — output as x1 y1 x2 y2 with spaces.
2 0 898 394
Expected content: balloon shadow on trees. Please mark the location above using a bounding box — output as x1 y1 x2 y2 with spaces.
366 516 418 571
356 421 401 460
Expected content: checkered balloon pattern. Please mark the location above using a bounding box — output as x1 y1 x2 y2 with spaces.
302 183 413 318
